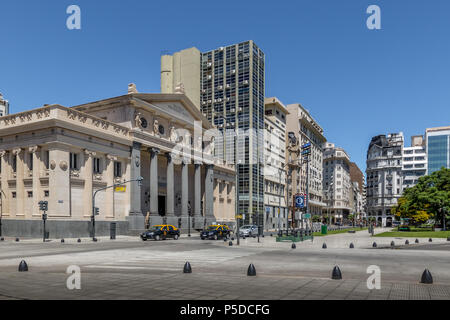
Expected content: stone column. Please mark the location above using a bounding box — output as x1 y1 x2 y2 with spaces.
13 148 24 218
205 164 214 221
0 151 10 216
106 154 116 218
149 148 160 217
181 160 189 218
128 142 143 230
194 163 202 228
165 153 174 217
83 150 95 218
30 146 41 218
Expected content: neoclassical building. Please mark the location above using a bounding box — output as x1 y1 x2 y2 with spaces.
0 88 235 238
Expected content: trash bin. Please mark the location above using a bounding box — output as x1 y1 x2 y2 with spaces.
321 225 328 235
110 222 116 240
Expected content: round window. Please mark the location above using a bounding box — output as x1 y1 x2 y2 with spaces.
140 118 148 128
158 125 165 135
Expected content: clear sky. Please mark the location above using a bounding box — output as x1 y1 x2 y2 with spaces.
1 0 449 173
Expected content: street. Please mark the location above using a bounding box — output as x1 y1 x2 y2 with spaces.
0 229 449 300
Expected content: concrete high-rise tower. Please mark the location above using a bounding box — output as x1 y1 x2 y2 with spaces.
161 41 266 225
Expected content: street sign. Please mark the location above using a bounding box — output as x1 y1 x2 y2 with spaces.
302 213 311 219
115 186 126 192
302 143 311 149
294 194 306 208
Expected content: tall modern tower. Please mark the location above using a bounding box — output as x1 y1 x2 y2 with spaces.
0 93 9 117
161 41 266 225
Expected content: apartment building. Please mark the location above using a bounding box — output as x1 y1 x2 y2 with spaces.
263 97 288 231
366 133 404 227
286 103 326 226
322 142 352 223
402 135 427 189
0 93 9 117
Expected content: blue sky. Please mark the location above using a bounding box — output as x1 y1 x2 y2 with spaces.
1 0 449 173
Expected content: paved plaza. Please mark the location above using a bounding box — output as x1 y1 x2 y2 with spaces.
0 229 450 300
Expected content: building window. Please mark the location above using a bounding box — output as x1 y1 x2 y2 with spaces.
44 190 49 197
70 153 79 170
44 151 50 169
93 157 102 174
12 155 17 173
114 161 122 178
27 191 33 198
12 192 16 198
29 153 33 171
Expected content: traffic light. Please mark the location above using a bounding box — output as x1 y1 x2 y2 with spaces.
94 207 99 216
39 201 48 212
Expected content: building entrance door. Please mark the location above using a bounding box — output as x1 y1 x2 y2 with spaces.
158 196 166 216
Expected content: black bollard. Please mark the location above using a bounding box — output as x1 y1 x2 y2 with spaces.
15 238 19 242
447 237 450 242
349 243 354 249
291 243 296 249
229 241 233 246
18 260 28 272
61 239 65 243
270 234 272 237
247 264 256 276
391 241 395 247
77 238 81 243
405 240 409 245
415 239 419 244
183 262 192 274
0 237 4 241
93 238 98 242
231 237 235 241
420 269 433 284
322 243 327 249
373 242 377 248
332 266 342 280
429 238 432 243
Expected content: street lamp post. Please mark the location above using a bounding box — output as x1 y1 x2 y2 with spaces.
92 176 143 241
0 189 4 237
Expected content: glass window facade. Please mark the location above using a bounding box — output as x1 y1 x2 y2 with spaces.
428 134 449 174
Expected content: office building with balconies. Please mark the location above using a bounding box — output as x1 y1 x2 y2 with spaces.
0 93 10 117
426 126 450 174
402 135 427 189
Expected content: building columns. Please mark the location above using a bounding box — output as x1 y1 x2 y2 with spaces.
30 146 41 218
194 163 201 218
181 161 189 218
106 154 115 218
0 151 9 217
13 148 24 217
83 150 95 218
166 153 174 216
205 164 214 219
149 148 160 216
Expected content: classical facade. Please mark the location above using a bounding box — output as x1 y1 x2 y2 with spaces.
0 89 235 238
366 133 404 227
263 97 288 231
286 103 326 225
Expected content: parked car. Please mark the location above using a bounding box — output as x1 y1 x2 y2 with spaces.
200 225 231 240
140 225 180 241
239 225 259 238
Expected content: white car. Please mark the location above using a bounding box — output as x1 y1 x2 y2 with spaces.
239 225 258 238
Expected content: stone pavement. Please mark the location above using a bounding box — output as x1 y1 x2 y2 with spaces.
0 229 449 300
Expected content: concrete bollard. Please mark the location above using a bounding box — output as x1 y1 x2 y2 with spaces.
183 262 192 274
18 260 28 272
420 269 433 284
247 264 256 276
332 266 342 280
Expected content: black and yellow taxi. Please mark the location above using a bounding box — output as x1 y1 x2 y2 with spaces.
140 225 180 241
200 225 231 240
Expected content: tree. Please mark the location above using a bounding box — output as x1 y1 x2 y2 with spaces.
312 215 321 223
393 168 450 226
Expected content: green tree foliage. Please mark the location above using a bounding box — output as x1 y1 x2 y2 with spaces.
393 168 450 225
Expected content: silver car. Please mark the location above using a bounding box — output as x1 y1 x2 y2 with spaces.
239 225 258 238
